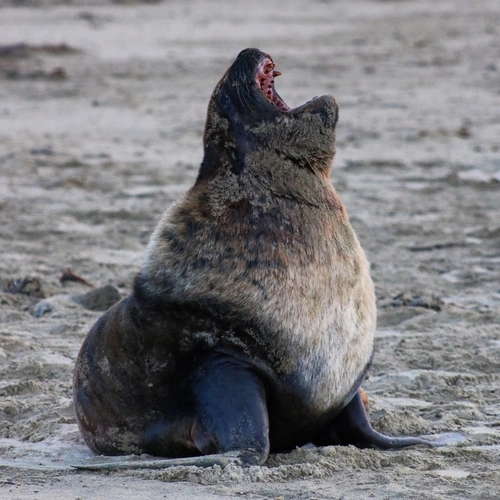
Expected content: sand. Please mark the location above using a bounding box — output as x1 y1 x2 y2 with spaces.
0 0 499 498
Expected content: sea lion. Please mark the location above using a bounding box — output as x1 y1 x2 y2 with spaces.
73 48 434 469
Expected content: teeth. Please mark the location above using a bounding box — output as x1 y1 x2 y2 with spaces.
256 59 287 107
263 63 275 74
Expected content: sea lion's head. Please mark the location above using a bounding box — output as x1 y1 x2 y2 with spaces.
197 48 338 183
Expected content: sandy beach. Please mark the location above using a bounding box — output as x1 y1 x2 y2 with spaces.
0 0 499 498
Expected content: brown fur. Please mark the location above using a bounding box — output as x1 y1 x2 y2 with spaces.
141 54 376 414
74 48 377 461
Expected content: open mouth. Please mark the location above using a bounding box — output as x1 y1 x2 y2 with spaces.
256 58 290 112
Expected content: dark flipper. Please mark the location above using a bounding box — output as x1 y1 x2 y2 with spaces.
191 354 270 465
322 390 434 449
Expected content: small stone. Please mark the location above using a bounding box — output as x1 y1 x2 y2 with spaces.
72 284 121 311
3 276 45 298
32 299 53 318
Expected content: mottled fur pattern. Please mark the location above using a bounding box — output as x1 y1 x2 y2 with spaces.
74 48 377 460
140 48 376 413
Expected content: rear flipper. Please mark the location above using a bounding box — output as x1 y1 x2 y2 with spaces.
319 390 434 449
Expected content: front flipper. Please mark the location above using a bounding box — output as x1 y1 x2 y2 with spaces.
321 390 434 449
190 354 270 466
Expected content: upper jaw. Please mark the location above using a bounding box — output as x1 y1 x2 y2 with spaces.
255 57 289 112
